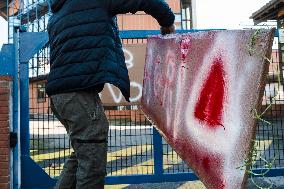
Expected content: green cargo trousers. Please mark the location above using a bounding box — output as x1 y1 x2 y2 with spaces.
50 91 109 189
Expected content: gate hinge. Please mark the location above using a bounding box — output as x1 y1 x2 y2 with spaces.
10 132 18 148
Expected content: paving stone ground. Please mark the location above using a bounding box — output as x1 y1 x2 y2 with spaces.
106 177 284 189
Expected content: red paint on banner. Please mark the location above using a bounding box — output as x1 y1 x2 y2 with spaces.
203 156 210 171
180 37 191 61
142 30 274 189
194 56 226 128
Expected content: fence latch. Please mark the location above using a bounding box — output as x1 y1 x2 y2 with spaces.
10 132 18 148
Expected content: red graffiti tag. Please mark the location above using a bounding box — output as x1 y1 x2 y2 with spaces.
194 56 226 128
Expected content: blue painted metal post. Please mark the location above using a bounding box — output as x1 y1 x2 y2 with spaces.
0 36 19 189
12 29 20 189
153 127 164 175
19 31 48 157
19 62 30 156
19 31 56 189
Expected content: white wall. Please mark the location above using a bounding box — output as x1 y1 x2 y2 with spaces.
0 17 8 49
193 0 271 29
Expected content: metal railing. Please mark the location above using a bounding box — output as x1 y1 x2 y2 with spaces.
24 31 284 189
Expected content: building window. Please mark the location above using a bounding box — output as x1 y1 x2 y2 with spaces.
175 14 182 30
180 0 192 30
37 82 46 103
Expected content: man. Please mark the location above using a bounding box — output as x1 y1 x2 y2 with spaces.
47 0 175 188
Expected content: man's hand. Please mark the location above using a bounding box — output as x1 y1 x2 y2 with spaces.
160 24 175 35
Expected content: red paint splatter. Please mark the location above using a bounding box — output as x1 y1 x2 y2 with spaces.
155 56 162 64
180 37 191 61
203 156 210 171
194 56 226 128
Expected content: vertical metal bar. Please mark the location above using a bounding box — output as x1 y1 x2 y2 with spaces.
189 4 193 29
180 0 183 30
153 127 163 175
13 27 20 189
280 46 284 85
277 22 284 85
19 28 30 158
19 59 30 157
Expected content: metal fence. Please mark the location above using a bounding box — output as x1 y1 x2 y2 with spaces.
9 0 195 185
28 38 284 181
29 104 156 178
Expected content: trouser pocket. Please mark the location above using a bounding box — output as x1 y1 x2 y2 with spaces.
51 91 109 144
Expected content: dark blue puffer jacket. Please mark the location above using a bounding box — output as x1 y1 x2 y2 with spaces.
46 0 175 101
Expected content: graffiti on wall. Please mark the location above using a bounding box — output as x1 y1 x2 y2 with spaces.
100 44 146 105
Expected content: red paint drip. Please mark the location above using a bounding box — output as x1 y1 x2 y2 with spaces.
180 37 191 61
194 56 226 128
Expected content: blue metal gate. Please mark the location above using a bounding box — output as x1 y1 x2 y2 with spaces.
10 29 284 188
18 29 204 189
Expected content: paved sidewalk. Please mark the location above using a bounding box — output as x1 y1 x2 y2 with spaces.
106 176 284 189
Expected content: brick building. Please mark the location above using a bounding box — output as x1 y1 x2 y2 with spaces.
0 77 12 189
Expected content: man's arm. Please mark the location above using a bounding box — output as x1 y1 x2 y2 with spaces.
108 0 175 31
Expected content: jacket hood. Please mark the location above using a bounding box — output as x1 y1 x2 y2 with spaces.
49 0 67 13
